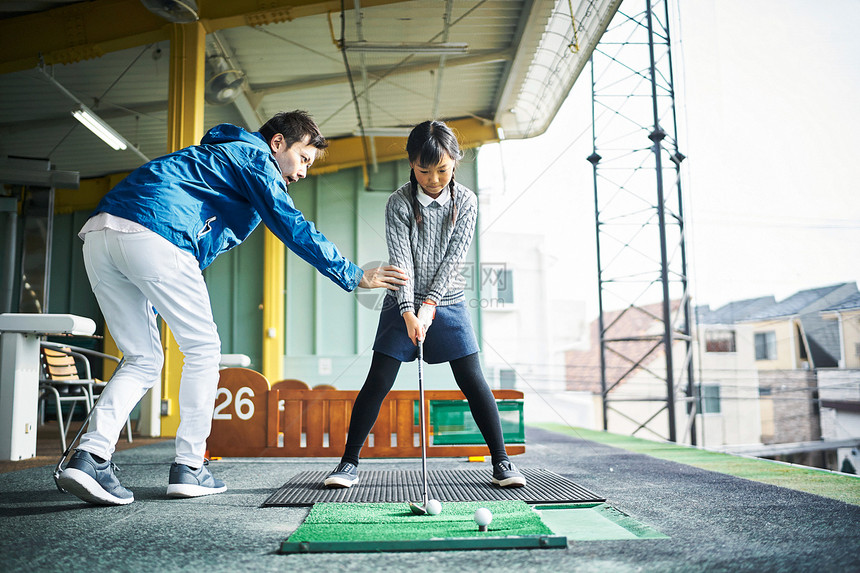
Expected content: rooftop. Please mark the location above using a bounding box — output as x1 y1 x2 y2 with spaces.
742 283 857 322
695 296 776 325
822 291 860 313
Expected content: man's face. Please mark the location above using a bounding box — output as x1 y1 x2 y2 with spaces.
270 134 317 184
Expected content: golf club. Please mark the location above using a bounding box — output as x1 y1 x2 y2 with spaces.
52 356 124 493
408 339 431 515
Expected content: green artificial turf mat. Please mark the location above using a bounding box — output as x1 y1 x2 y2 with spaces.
535 503 669 541
534 423 860 506
281 500 567 552
291 500 552 541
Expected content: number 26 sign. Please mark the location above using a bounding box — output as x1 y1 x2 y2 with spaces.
208 368 269 455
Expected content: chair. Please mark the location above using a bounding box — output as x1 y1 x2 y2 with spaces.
39 342 133 450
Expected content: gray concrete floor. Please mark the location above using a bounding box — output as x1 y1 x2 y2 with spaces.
2 425 858 572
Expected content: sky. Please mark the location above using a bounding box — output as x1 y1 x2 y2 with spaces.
477 0 860 320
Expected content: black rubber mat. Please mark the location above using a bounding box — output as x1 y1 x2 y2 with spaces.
262 468 604 507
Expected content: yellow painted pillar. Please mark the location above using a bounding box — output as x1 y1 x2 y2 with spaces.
262 229 285 382
161 20 206 437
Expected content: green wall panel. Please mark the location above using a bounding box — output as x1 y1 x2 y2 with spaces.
313 170 359 355
204 226 264 371
284 178 318 356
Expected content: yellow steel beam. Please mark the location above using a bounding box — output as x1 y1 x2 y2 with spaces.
262 231 285 382
0 0 168 74
314 117 500 175
202 0 409 31
54 172 130 214
0 0 411 74
166 22 206 152
160 21 206 438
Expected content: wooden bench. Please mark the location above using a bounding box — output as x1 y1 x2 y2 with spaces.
207 368 526 458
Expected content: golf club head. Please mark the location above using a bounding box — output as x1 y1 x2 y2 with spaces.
408 501 428 515
53 467 67 493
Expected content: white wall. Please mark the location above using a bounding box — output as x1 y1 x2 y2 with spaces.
695 323 763 447
818 369 860 441
476 229 588 425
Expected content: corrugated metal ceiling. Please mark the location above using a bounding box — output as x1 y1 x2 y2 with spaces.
0 0 620 179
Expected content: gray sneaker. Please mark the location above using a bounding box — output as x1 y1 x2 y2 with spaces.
56 450 134 506
324 461 359 488
492 459 527 488
166 460 226 498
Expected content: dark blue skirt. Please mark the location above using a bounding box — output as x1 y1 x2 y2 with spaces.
373 296 479 364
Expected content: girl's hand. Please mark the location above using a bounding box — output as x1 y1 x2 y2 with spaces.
403 312 425 345
417 300 436 332
358 265 408 290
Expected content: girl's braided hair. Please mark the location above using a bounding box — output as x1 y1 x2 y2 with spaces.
407 120 463 227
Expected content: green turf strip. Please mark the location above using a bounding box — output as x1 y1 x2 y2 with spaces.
535 423 860 506
288 500 554 543
535 504 668 540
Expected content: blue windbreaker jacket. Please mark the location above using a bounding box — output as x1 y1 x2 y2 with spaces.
93 123 363 291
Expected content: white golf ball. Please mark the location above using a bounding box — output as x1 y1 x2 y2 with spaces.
426 499 442 515
474 507 493 527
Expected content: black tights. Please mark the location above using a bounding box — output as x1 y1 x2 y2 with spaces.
340 351 508 466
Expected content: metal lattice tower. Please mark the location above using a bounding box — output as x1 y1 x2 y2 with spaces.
588 0 696 443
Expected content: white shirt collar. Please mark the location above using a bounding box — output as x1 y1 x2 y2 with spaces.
416 185 451 207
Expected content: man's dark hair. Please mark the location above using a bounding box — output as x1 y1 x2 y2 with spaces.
259 110 328 152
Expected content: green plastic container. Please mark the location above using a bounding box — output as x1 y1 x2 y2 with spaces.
430 400 525 444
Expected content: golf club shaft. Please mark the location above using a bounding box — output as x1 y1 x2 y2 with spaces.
418 339 428 505
53 357 125 490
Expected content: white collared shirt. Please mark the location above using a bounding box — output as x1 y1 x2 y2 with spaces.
416 185 451 207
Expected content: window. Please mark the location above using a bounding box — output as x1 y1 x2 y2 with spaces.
499 369 517 389
705 329 736 353
755 331 777 360
700 384 721 414
855 342 860 358
481 263 514 308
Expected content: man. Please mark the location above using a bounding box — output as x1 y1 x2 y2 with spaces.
57 111 407 506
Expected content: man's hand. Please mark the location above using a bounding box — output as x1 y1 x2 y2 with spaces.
358 265 408 290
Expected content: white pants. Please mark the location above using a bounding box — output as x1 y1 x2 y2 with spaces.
79 229 221 467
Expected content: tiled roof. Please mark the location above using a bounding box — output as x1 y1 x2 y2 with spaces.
742 283 857 321
821 291 860 312
695 296 776 325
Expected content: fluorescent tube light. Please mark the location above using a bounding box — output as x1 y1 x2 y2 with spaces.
343 42 468 55
39 65 150 162
71 105 128 151
353 127 414 137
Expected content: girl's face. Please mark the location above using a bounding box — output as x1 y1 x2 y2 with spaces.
410 153 455 198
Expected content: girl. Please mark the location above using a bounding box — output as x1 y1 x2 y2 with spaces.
324 120 526 489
